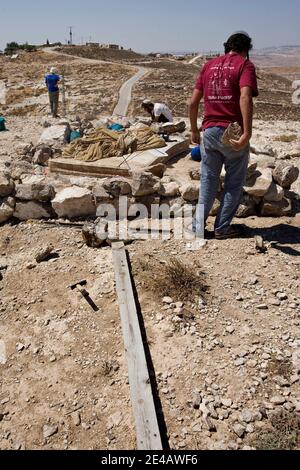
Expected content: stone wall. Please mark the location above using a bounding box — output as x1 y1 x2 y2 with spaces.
1 122 299 225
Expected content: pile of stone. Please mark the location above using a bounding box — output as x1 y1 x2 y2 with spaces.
1 156 299 225
12 118 92 166
190 152 299 218
239 156 299 217
1 125 299 226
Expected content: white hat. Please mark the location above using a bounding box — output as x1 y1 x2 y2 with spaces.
142 99 153 106
50 67 58 74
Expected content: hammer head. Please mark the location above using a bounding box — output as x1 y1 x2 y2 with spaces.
69 280 87 290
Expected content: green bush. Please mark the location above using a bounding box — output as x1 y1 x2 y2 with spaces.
5 41 37 55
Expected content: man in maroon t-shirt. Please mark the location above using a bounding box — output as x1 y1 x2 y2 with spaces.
189 32 258 240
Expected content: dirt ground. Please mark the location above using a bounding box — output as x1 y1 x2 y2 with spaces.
0 47 300 451
0 216 299 450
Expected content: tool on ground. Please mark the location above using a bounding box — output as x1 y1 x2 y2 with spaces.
69 280 99 312
255 235 267 253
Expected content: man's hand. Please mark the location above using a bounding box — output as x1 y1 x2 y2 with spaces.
230 133 251 151
191 129 201 145
232 87 253 151
189 88 203 145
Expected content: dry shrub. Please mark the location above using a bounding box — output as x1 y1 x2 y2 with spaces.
100 359 120 377
251 410 300 450
136 256 208 302
7 104 38 116
6 87 33 104
268 357 293 379
274 134 298 143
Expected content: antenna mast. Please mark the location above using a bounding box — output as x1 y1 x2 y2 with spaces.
68 26 73 45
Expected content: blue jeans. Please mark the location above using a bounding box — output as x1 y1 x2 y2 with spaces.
194 126 249 233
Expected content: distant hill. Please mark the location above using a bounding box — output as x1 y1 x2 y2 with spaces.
55 45 149 64
252 46 300 67
254 45 300 55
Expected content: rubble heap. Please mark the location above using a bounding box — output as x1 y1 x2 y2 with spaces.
0 123 299 225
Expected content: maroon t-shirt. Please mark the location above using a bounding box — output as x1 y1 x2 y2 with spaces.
195 52 258 130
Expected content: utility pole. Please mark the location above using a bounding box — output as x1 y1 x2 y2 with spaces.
68 26 73 45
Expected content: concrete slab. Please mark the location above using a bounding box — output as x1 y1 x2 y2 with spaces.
50 137 189 178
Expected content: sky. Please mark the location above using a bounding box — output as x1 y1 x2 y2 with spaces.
0 0 299 53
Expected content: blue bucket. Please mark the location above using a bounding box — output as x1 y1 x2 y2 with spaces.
191 146 202 162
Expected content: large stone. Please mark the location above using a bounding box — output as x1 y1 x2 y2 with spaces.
264 182 284 202
32 146 53 166
145 163 167 178
273 162 299 190
43 425 58 439
16 142 34 157
9 161 33 181
189 169 201 181
244 168 273 197
249 153 276 170
236 195 257 218
210 198 221 217
82 218 109 247
0 173 14 197
232 424 246 438
39 125 70 147
180 183 199 202
35 244 54 263
16 182 55 202
0 197 15 224
160 197 185 218
131 172 162 197
251 144 277 158
247 156 258 176
52 187 95 219
21 174 43 183
68 176 100 190
103 178 132 197
92 184 113 204
14 201 52 220
260 198 292 217
158 182 180 198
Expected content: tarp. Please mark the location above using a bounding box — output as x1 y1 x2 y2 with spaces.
0 117 6 132
62 126 166 162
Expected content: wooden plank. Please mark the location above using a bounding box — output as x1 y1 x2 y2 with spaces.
112 242 163 450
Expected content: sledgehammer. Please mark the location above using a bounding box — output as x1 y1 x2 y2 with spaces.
69 280 99 312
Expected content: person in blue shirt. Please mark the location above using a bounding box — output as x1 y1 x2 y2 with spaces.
45 67 60 117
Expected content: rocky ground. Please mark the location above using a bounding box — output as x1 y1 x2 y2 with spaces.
0 47 300 451
0 216 299 450
0 50 134 119
131 66 300 121
57 45 300 120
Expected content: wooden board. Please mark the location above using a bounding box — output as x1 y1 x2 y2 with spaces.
112 242 163 450
49 138 189 178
